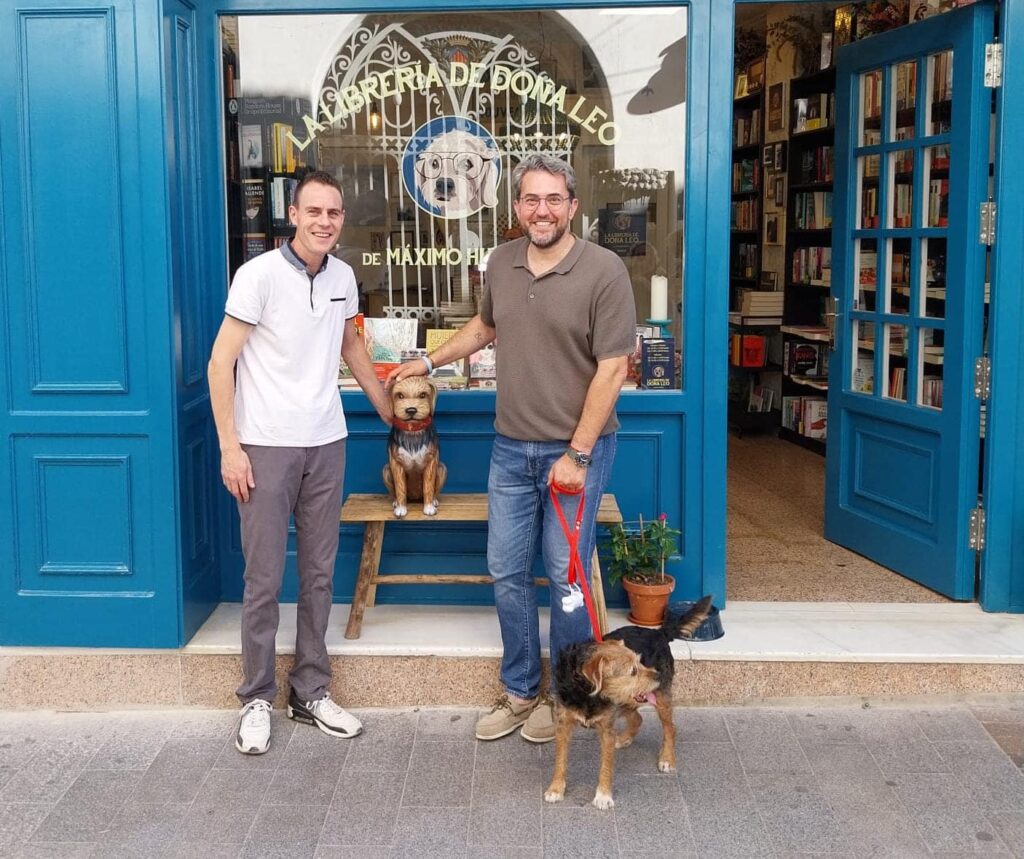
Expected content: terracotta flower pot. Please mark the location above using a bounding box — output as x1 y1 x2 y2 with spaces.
622 574 675 627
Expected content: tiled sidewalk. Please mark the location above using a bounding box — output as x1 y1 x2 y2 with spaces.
0 699 1022 857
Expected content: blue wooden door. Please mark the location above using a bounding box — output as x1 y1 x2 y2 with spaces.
825 3 995 599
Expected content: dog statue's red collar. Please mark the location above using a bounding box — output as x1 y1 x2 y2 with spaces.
392 416 433 432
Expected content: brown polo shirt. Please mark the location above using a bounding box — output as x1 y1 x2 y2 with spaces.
480 236 636 441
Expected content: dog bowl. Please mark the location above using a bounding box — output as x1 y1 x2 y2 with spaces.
667 600 724 641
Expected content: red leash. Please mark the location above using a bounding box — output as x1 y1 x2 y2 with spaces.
549 482 603 642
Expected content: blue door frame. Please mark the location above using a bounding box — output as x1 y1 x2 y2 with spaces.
199 0 728 612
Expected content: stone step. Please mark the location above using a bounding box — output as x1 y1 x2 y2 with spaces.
1 602 1022 710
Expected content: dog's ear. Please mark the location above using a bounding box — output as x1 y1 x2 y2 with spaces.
426 378 438 413
581 652 607 696
481 156 499 208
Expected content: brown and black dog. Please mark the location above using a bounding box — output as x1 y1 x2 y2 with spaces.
383 376 447 518
544 596 714 809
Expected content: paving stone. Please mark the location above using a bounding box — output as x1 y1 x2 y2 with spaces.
474 737 546 774
891 771 1011 854
787 707 869 745
468 768 541 848
193 768 270 805
247 804 328 845
988 811 1024 855
264 766 341 806
30 770 142 842
612 774 694 854
239 840 317 858
933 740 1024 813
86 716 175 770
320 771 404 846
278 724 348 772
980 721 1024 769
342 715 416 773
802 741 898 809
856 709 950 776
0 803 52 848
391 806 469 853
416 709 478 739
100 801 189 850
912 705 994 743
167 843 243 858
0 737 108 803
403 739 473 807
746 772 851 853
171 711 239 739
314 847 389 859
724 709 812 774
180 802 260 844
676 740 748 791
682 785 773 857
674 707 731 743
134 738 225 804
7 842 98 858
541 806 618 859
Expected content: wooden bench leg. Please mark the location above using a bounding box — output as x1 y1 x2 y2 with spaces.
590 548 608 635
345 522 384 640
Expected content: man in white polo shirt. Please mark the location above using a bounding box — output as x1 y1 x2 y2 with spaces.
209 171 391 755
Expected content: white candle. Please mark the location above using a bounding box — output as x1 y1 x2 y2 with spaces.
650 274 669 320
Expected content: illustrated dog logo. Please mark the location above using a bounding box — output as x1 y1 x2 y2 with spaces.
402 117 500 220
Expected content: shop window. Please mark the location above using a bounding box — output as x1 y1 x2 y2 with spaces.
221 8 688 390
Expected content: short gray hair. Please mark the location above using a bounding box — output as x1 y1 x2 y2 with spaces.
512 154 577 200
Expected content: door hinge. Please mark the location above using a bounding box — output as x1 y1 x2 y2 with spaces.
974 356 991 400
980 201 996 245
969 505 986 552
985 43 1003 88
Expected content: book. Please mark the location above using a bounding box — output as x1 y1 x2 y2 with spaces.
469 343 497 379
243 233 267 262
730 334 766 368
784 341 829 378
854 355 875 393
802 399 828 439
240 125 263 169
242 179 267 233
364 318 418 363
425 328 458 354
640 337 674 389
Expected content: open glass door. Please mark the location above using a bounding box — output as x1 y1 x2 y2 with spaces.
824 2 994 599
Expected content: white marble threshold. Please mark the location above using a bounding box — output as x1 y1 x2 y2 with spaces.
177 600 1024 664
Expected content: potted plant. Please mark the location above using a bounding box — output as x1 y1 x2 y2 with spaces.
607 513 681 626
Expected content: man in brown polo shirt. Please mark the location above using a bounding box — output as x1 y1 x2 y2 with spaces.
388 154 635 742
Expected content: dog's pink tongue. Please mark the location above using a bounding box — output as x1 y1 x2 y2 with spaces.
644 692 657 705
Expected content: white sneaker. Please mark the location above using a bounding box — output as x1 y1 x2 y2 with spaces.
235 699 272 754
288 689 362 738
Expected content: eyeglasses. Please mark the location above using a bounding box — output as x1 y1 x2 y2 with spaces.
518 194 573 211
415 152 487 180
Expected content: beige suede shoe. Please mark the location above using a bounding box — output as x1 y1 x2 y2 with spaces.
519 694 555 744
475 694 536 741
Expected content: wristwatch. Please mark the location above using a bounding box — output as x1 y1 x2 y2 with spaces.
565 447 593 468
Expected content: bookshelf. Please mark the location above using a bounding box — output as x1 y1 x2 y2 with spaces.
780 66 835 454
730 86 763 309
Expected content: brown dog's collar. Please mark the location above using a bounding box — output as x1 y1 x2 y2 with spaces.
392 416 433 432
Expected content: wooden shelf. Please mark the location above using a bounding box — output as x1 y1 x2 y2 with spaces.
786 374 829 391
781 325 830 343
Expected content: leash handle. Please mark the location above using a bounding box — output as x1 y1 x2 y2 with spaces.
549 482 603 642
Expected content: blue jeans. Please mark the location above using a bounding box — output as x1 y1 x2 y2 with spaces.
487 433 617 699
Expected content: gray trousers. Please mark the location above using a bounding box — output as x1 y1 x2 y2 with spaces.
235 439 346 705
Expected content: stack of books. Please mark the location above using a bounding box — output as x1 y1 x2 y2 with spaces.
737 289 784 324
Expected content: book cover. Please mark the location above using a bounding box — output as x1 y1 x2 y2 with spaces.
784 341 828 378
425 328 458 354
469 343 497 378
640 337 674 389
803 399 828 439
364 318 418 363
242 179 266 232
243 233 267 262
240 125 263 169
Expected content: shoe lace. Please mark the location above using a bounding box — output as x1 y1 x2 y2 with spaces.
243 699 271 728
488 694 516 715
311 694 344 717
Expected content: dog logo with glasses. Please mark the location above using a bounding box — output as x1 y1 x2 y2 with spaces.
402 116 501 220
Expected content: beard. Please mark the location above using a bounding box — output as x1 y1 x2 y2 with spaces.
527 219 568 249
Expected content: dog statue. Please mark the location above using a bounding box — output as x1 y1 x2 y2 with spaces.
414 129 499 218
383 376 447 518
544 596 714 810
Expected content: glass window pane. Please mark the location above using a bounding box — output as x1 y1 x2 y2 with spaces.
917 326 944 410
886 237 912 317
860 69 883 146
221 8 688 389
854 237 878 311
858 155 880 229
920 237 946 319
889 148 914 229
927 49 953 135
853 320 876 396
891 60 917 142
884 323 908 403
923 145 950 228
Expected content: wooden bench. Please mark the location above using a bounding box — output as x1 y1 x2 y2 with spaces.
341 492 622 639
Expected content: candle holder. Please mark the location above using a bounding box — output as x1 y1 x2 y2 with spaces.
645 318 672 337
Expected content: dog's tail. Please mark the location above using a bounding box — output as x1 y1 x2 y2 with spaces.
659 594 714 641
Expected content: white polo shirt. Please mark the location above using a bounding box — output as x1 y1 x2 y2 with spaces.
225 244 358 447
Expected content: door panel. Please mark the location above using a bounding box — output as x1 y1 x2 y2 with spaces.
825 3 994 599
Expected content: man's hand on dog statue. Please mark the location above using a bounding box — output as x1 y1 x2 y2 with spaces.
385 358 428 390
